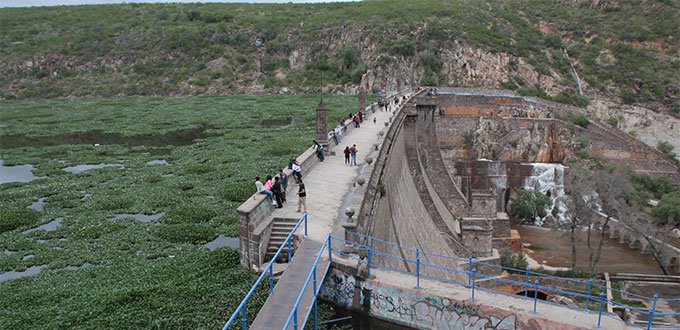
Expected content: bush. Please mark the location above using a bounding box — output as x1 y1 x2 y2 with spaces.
657 141 679 164
511 189 551 222
154 223 216 244
567 114 590 128
606 116 618 128
554 90 589 107
0 206 41 233
500 249 528 270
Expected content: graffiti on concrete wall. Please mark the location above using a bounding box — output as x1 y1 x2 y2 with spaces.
319 269 533 330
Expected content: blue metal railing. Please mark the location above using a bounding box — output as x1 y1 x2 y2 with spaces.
225 225 678 329
222 213 308 330
282 235 332 330
330 233 680 330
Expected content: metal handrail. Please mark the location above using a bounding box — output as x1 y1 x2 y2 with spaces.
282 235 331 330
222 213 308 330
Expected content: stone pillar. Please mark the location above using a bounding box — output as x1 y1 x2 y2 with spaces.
316 101 329 147
358 90 366 113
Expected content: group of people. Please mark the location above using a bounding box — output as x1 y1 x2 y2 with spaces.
343 144 359 166
255 159 307 212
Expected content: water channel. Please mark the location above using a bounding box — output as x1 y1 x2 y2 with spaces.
516 225 670 275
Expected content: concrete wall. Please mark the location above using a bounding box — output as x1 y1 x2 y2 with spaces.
319 267 594 330
237 101 371 269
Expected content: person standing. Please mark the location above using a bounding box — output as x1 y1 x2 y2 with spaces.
343 146 351 165
350 144 358 166
292 159 302 184
278 170 288 203
255 176 274 204
272 176 284 208
297 180 307 213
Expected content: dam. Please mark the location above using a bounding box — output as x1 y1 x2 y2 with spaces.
229 88 680 329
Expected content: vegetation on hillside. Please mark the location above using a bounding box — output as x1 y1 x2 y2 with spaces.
0 0 678 111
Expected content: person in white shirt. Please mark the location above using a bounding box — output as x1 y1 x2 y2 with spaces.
255 176 274 204
291 160 302 184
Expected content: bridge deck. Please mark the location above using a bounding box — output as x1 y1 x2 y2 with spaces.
250 103 403 328
250 240 328 329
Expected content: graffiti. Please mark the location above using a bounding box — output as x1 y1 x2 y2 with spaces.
320 269 522 329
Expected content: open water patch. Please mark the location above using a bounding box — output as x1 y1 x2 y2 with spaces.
22 255 34 261
146 159 169 166
114 212 165 223
27 198 46 211
0 265 47 283
0 126 219 149
203 234 239 250
0 160 47 184
3 250 17 256
63 163 123 174
22 217 64 234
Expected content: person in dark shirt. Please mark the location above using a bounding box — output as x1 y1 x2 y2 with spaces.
272 177 284 208
297 180 307 213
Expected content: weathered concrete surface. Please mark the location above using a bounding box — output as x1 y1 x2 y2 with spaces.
320 262 636 330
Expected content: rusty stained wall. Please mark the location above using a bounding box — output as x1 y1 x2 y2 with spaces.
319 268 589 330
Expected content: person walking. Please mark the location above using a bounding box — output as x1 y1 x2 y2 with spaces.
297 180 307 213
343 146 350 165
255 176 274 204
350 144 358 166
272 176 284 208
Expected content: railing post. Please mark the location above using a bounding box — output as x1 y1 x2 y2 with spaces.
415 248 421 289
313 264 318 330
287 238 292 264
597 292 604 329
328 236 332 264
646 294 658 330
471 267 477 302
367 237 374 279
533 280 539 315
269 262 274 295
240 304 247 330
468 256 473 286
293 307 298 330
585 278 593 312
524 266 530 298
304 213 308 237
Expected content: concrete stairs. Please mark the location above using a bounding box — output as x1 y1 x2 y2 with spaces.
265 218 299 263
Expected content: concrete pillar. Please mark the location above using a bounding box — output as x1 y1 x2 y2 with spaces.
358 90 366 113
316 101 329 148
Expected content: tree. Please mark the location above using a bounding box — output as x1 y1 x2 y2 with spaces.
652 191 680 225
511 188 552 224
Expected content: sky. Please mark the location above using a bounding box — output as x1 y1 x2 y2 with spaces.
0 0 359 7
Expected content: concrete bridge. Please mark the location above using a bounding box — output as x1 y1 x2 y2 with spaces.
231 88 679 329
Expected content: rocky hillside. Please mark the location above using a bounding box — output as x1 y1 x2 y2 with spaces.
1 0 678 149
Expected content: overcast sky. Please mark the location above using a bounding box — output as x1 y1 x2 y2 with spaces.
0 0 359 8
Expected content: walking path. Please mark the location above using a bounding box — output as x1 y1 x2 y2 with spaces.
250 103 403 329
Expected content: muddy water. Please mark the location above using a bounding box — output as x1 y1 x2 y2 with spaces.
203 234 239 250
516 225 668 275
0 160 47 184
0 126 218 149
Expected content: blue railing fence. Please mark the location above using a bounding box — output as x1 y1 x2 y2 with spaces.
224 224 678 330
222 213 308 330
333 232 679 330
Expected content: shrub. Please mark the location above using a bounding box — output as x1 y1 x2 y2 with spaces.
0 206 41 233
606 116 618 128
567 114 590 128
500 249 528 270
511 189 551 222
554 90 589 107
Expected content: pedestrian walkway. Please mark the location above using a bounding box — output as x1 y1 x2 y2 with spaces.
250 102 404 329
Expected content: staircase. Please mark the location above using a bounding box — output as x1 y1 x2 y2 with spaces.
265 218 299 263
